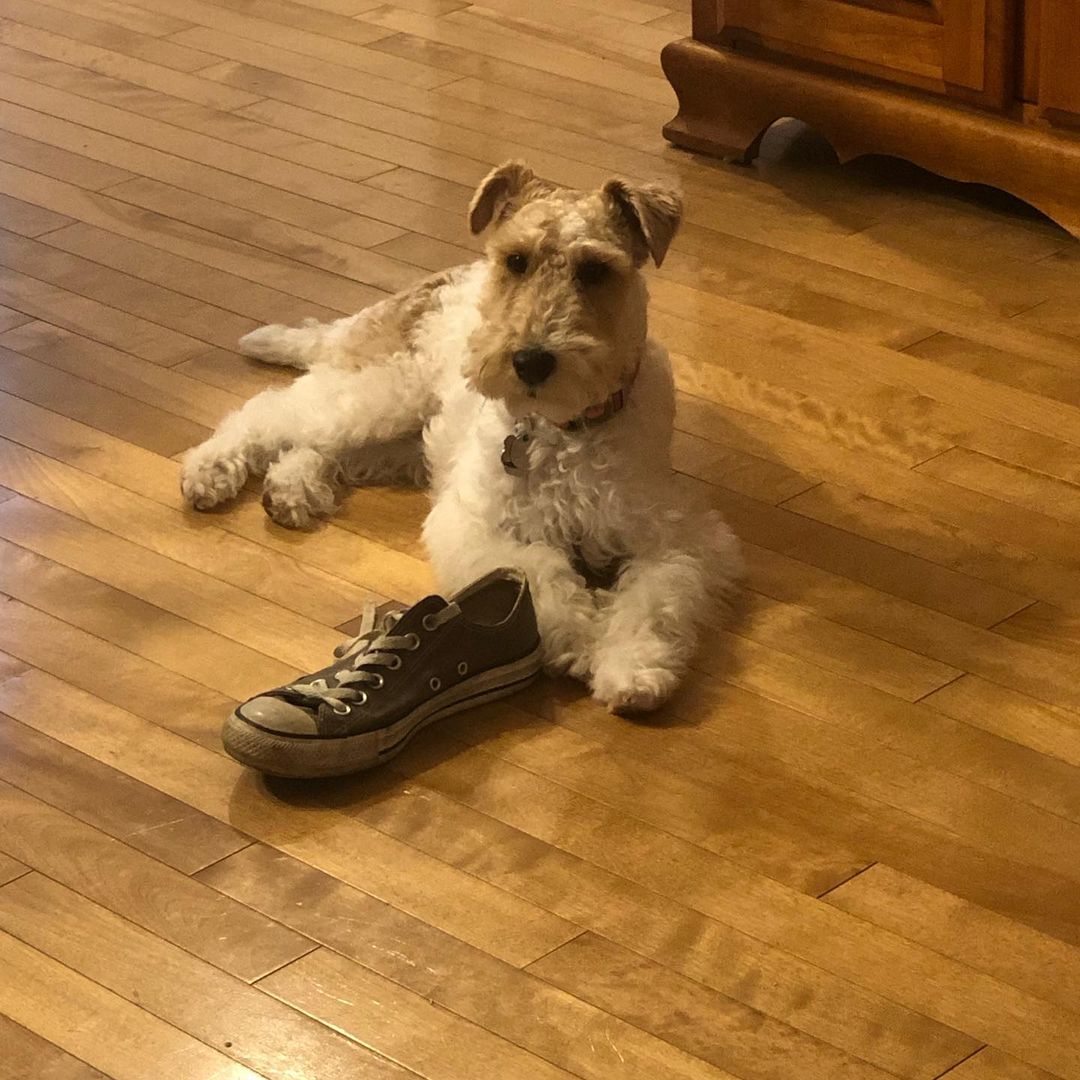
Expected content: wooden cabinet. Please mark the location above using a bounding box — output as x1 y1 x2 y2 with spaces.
1034 0 1080 126
663 0 1080 236
707 0 1015 107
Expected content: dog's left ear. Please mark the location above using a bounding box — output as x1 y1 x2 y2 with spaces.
603 179 683 267
469 161 545 235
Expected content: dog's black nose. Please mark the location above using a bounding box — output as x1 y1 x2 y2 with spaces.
512 347 556 386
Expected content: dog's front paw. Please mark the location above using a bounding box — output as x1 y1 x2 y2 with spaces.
261 450 336 530
591 656 680 715
180 447 248 510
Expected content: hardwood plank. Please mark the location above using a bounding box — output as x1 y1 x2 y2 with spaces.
371 230 477 272
406 693 1080 944
0 540 298 702
1 0 215 73
947 1048 1064 1080
730 590 962 701
824 863 1080 1014
0 781 314 982
361 6 675 104
0 20 256 110
371 29 674 125
259 948 589 1080
775 481 1080 615
0 932 265 1080
1 320 243 428
0 391 432 602
525 931 897 1080
0 669 584 967
8 665 984 1080
33 218 352 330
0 44 395 183
0 1014 110 1080
0 264 208 364
0 594 240 748
131 0 444 80
0 874 424 1080
0 708 249 874
690 477 1034 627
105 177 425 296
923 676 1080 770
0 437 386 625
0 157 384 314
729 539 1080 717
0 190 72 236
0 125 134 189
917 446 1080 526
0 303 34 332
0 225 259 349
201 842 857 1080
0 343 209 455
0 494 341 670
1 2 1077 1071
27 0 196 38
993 600 1080 656
0 77 406 250
0 850 29 886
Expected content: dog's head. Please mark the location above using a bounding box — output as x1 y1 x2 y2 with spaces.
463 161 681 425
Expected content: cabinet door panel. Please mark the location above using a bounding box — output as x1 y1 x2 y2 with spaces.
1037 0 1080 125
698 0 1015 108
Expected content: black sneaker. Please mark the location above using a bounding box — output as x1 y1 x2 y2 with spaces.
223 569 543 777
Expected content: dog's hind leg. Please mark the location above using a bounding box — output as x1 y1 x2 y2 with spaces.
239 268 462 372
182 355 437 517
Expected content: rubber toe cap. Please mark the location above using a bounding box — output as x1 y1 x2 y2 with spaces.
237 695 319 735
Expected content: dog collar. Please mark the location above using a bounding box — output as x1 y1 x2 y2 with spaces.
559 387 627 432
501 360 640 475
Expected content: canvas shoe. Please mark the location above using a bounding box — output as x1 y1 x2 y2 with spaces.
223 568 543 777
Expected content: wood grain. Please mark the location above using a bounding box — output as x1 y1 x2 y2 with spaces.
1 2 1079 1077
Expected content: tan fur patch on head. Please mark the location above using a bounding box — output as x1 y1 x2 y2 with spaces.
464 173 666 424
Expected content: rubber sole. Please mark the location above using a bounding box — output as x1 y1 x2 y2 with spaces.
222 645 544 778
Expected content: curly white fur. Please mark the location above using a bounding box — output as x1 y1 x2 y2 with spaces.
181 166 741 712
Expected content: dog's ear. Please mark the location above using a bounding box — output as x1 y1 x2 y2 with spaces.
603 179 683 267
469 161 543 234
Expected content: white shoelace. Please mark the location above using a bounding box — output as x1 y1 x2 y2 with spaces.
286 602 458 714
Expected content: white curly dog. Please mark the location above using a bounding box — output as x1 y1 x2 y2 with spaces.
180 161 741 713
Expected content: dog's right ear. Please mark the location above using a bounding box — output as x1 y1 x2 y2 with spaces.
468 161 539 234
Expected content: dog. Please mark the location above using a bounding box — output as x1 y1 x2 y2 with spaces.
180 161 741 713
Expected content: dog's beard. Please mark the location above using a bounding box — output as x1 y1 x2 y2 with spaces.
466 345 623 425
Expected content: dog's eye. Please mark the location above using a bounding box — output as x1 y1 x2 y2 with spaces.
576 259 610 287
505 252 528 275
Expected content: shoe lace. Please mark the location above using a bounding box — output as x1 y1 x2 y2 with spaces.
285 602 458 714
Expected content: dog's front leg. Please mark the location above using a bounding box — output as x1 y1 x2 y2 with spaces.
424 500 601 679
589 550 706 714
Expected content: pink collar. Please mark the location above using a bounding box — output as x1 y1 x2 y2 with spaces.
558 358 640 432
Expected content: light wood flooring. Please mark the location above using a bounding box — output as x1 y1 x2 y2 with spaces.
1 1 1080 1078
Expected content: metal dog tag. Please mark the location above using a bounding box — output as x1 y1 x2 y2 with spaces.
501 424 532 475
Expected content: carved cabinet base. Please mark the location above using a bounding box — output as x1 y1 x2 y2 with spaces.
662 38 1080 239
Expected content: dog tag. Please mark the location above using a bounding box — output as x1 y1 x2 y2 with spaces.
501 427 531 475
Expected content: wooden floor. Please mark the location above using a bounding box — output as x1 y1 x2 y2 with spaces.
2 1 1080 1077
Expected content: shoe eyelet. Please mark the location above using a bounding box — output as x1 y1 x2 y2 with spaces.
429 677 441 691
370 673 385 689
457 662 468 676
331 703 350 715
422 614 439 632
405 633 421 650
